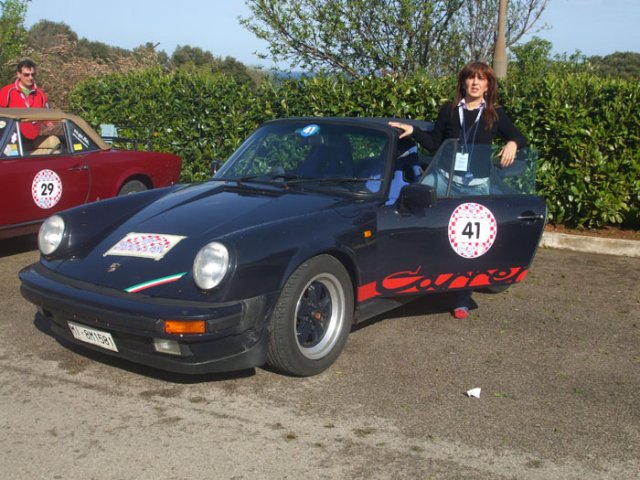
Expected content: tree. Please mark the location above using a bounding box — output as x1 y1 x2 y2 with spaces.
241 0 462 77
76 38 130 61
457 0 548 64
135 42 170 70
27 19 77 52
241 0 549 77
171 45 216 68
509 36 552 79
213 56 257 85
28 20 133 62
171 45 260 86
0 0 29 81
589 52 640 81
24 25 161 108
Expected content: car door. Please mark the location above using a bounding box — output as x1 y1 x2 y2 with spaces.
372 139 547 299
0 119 90 229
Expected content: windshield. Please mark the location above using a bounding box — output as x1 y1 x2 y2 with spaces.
420 139 539 196
215 122 390 194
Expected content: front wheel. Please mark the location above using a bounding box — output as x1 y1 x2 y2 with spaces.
267 255 353 376
118 179 147 196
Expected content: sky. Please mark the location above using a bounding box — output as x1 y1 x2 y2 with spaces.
23 0 640 69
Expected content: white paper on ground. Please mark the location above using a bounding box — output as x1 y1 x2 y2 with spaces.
466 387 481 398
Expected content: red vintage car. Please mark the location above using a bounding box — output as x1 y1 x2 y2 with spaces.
0 108 182 239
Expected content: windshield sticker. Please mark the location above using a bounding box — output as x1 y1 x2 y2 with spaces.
299 124 320 137
104 233 186 261
448 203 497 259
124 272 187 293
4 144 19 156
32 169 63 209
72 128 90 147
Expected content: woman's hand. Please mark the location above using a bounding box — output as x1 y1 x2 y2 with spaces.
388 121 414 139
499 141 518 167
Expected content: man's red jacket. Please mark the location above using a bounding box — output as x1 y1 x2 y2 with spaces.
0 80 49 139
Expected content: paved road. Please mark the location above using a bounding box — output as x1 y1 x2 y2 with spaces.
1 241 639 479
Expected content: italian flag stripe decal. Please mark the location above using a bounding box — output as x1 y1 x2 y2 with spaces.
125 272 187 293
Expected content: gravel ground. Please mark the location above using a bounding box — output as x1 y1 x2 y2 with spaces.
1 238 638 480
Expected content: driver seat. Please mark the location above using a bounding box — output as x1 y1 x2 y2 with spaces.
386 142 420 205
297 144 353 177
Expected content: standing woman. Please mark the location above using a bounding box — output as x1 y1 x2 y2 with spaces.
389 61 527 318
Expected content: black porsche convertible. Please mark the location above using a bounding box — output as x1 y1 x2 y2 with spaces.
19 117 546 376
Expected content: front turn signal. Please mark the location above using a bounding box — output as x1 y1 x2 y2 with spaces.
164 320 206 334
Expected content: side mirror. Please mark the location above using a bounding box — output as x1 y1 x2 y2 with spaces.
211 160 221 176
398 183 436 211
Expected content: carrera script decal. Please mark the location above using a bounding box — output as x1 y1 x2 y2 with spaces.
448 203 497 258
125 272 187 293
357 265 528 302
32 169 63 209
104 233 186 261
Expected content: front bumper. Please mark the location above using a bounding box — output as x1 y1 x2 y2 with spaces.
19 263 275 375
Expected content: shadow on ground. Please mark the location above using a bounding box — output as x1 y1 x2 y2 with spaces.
1 234 38 258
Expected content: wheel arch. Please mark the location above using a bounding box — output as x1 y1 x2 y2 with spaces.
322 248 358 309
223 212 364 304
277 247 359 313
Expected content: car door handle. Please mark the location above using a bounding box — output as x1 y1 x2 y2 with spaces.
67 165 89 172
517 212 545 221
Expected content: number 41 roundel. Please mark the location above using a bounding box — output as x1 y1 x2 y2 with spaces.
32 169 63 209
448 203 497 259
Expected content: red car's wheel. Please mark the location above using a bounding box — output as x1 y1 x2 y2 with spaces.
118 180 147 196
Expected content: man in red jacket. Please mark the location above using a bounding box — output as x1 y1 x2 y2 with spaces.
0 59 50 140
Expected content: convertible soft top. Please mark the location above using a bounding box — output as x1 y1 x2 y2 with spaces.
0 108 110 150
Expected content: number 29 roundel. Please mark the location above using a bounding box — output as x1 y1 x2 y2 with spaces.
448 203 497 259
32 169 63 209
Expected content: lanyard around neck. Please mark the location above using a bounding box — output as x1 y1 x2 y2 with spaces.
15 80 34 108
458 104 483 155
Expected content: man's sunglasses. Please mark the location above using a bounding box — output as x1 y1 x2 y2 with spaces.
21 72 36 78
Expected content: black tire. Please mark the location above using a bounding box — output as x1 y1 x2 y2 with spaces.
118 180 147 196
266 255 354 376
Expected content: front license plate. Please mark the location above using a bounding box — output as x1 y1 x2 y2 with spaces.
68 321 118 352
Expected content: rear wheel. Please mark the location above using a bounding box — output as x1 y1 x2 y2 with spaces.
118 180 147 196
267 255 353 376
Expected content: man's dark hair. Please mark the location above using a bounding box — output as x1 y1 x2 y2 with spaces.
16 59 37 72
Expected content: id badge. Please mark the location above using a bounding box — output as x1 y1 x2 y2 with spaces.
454 152 469 171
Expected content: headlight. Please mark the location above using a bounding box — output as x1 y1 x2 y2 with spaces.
38 215 66 255
193 242 230 290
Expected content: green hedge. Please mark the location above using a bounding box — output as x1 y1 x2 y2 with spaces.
69 69 265 181
501 73 640 227
69 69 639 228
